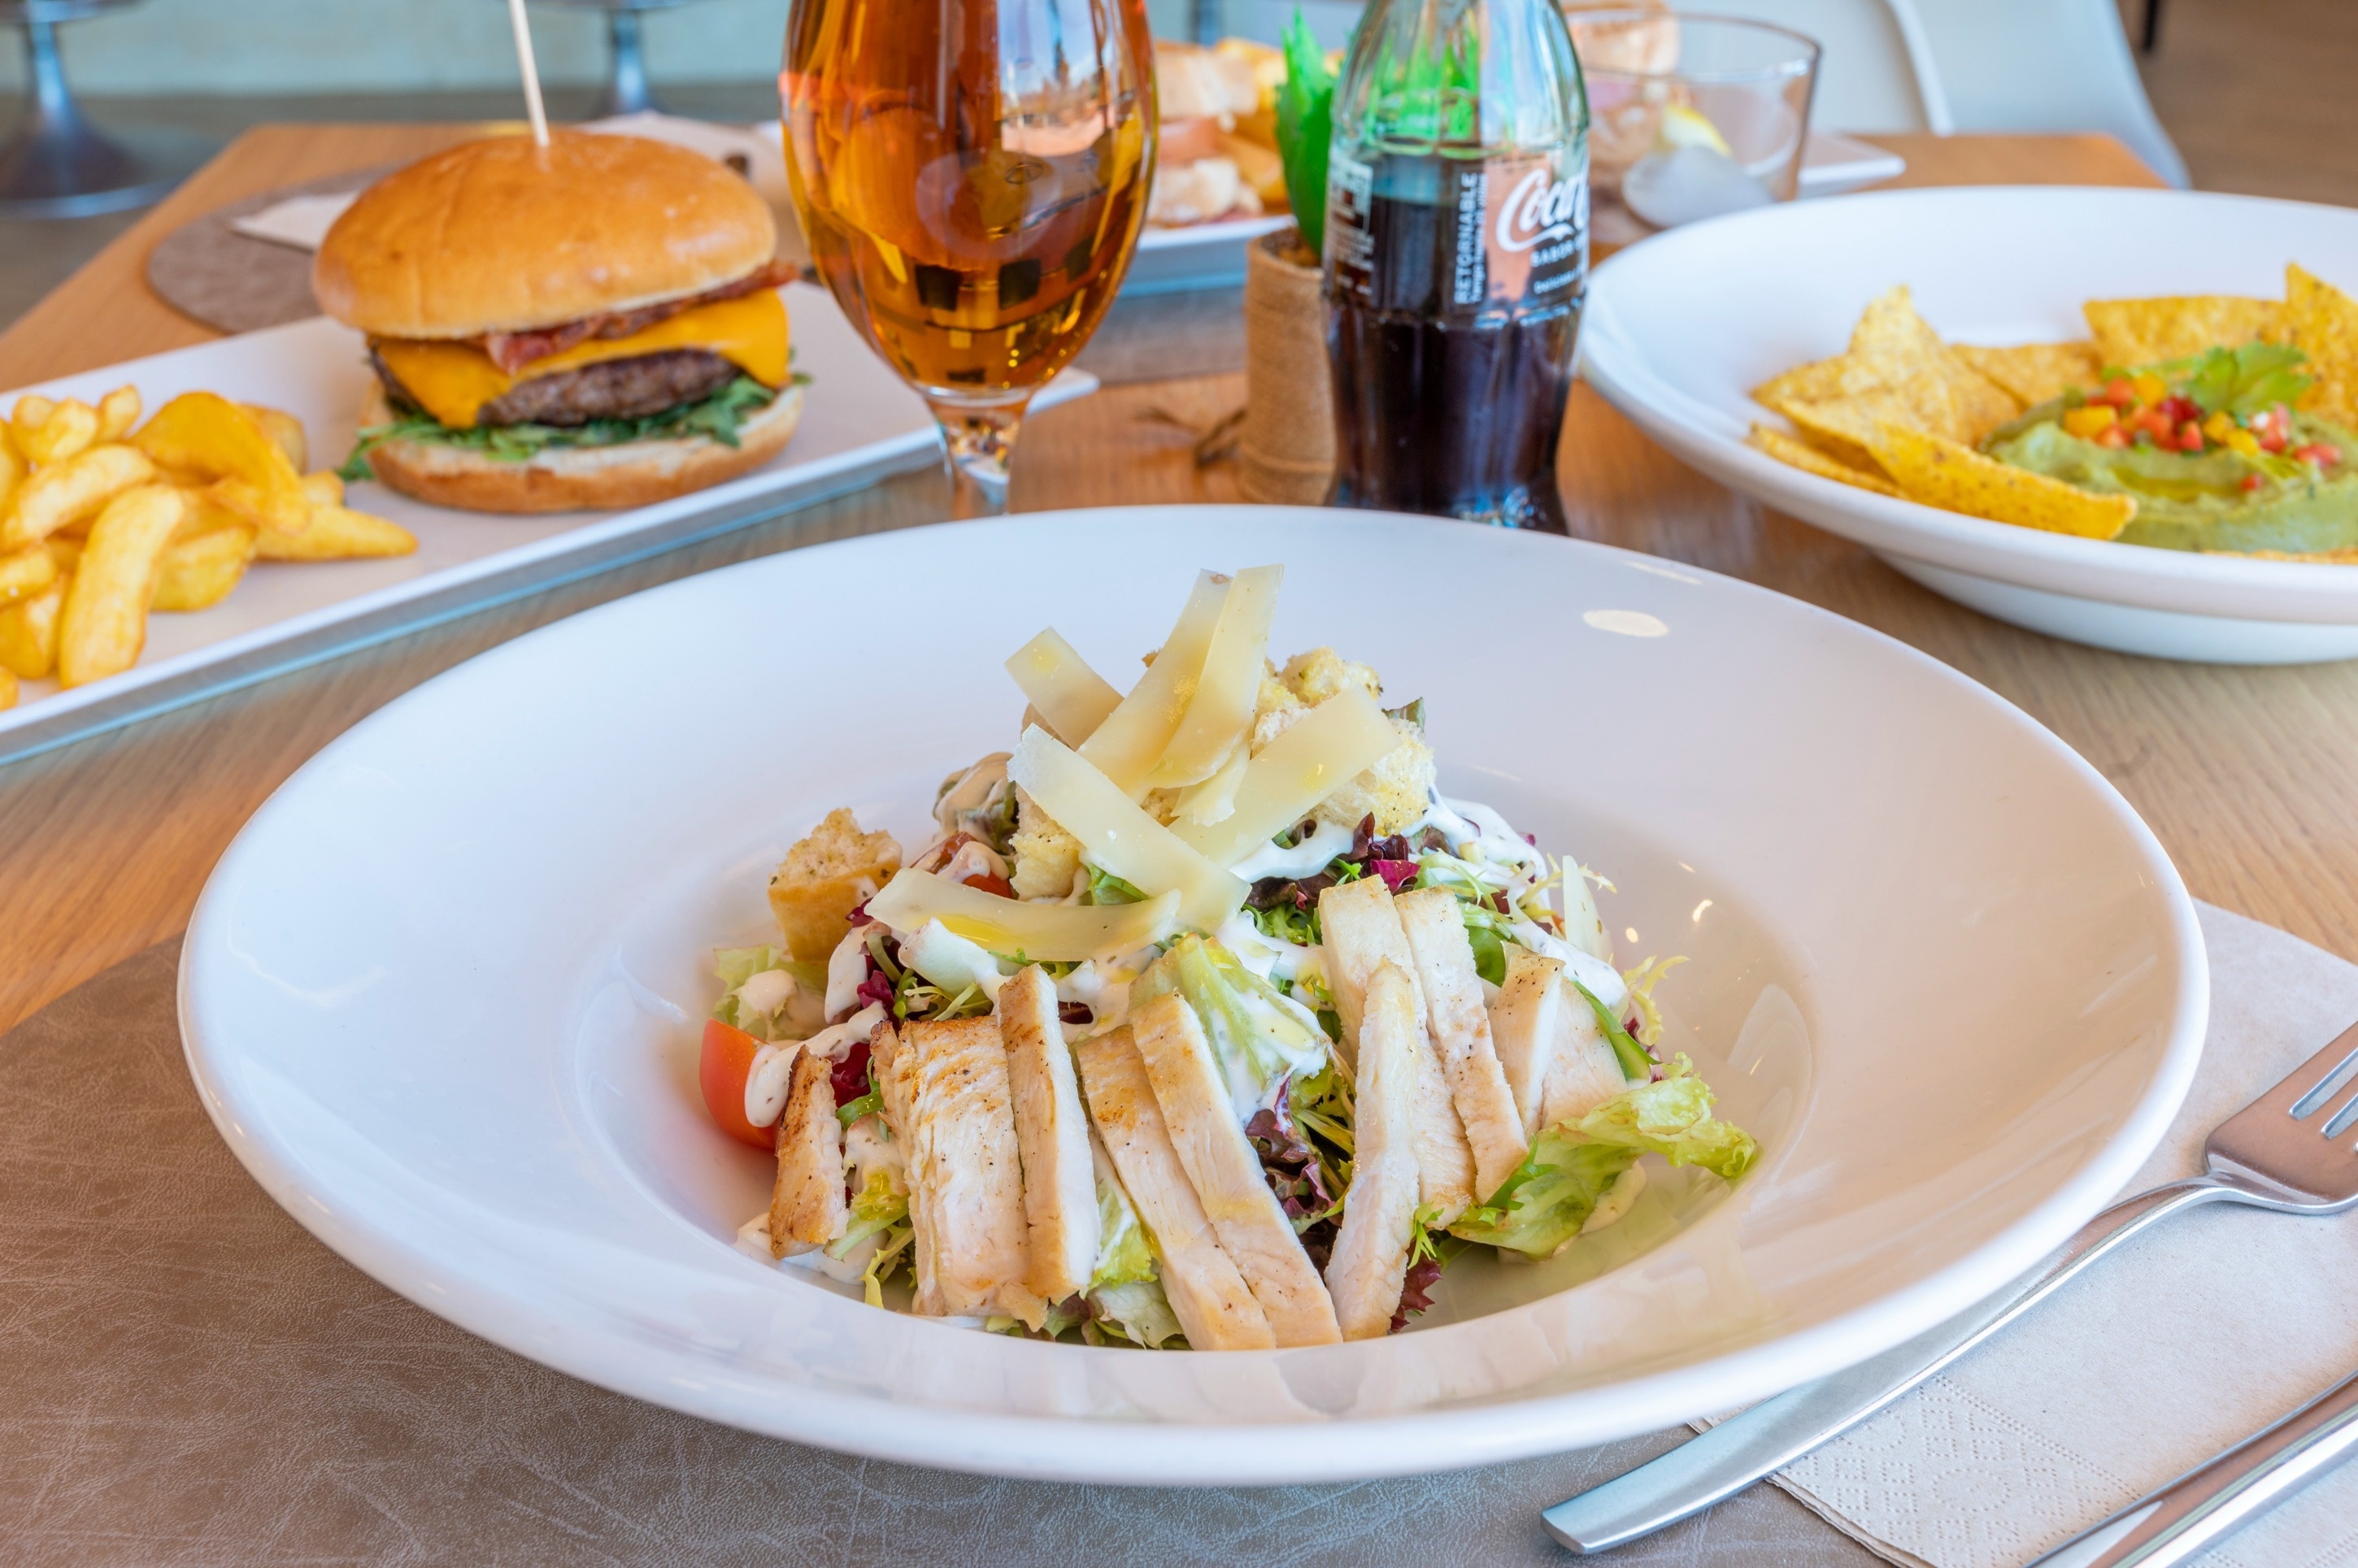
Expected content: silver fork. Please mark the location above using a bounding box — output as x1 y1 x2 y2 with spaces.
1543 1014 2358 1556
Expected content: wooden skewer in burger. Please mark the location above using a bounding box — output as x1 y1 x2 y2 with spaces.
313 132 805 513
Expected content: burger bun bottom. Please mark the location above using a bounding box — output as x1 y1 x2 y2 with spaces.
353 380 804 514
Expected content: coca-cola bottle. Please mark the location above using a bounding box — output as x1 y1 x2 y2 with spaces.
1322 0 1590 531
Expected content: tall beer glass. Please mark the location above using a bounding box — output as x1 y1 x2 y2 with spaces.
784 0 1157 516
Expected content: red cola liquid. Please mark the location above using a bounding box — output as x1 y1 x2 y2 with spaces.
1325 152 1587 532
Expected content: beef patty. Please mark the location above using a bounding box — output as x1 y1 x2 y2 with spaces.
374 347 742 428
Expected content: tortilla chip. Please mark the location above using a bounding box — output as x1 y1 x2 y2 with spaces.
2083 295 2282 370
2283 264 2358 428
1953 341 2104 408
1781 380 1958 473
1751 354 1852 410
1868 420 2136 541
1747 424 1904 497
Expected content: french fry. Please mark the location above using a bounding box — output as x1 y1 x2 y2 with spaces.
44 536 82 574
242 404 308 472
151 520 256 611
299 471 343 507
133 393 309 537
0 430 23 515
21 398 99 464
0 442 154 551
0 577 63 680
10 394 55 445
57 484 184 687
0 542 59 606
0 663 15 710
95 386 141 442
256 502 417 562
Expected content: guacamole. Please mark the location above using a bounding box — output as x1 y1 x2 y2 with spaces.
1982 343 2358 554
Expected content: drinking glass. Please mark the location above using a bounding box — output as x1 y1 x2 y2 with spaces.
1562 9 1818 245
783 0 1157 516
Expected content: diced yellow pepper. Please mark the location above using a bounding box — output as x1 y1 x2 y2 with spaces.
2223 428 2261 457
2204 410 2238 441
2061 405 2119 439
2132 371 2169 406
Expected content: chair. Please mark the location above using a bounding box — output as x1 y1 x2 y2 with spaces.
1 0 211 218
1691 0 2188 186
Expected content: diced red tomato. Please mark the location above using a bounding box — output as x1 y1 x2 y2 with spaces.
2242 473 2267 493
2133 407 2173 443
2160 396 2199 426
2096 377 2138 408
2297 442 2343 467
700 1018 777 1149
2177 422 2206 453
962 871 1016 898
2095 425 2130 449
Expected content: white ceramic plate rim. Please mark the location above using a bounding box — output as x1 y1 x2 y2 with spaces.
1581 186 2358 624
177 507 2208 1483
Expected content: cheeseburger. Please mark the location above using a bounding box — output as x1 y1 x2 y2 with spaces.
315 132 803 513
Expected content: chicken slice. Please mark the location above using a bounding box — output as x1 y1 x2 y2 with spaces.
870 1018 1043 1326
998 964 1099 1302
1074 1027 1275 1350
770 1048 848 1258
1318 878 1476 1220
1322 962 1425 1340
1395 888 1530 1200
1540 971 1634 1131
1488 945 1564 1138
1128 992 1342 1347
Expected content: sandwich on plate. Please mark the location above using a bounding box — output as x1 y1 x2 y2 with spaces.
698 566 1758 1348
316 131 804 514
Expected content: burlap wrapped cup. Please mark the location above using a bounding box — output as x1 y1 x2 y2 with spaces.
1239 227 1335 506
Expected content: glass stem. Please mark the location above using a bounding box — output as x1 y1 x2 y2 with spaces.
930 397 1030 519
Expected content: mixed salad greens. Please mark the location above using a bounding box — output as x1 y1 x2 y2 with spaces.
696 566 1757 1349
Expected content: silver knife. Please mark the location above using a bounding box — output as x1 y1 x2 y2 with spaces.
2025 1362 2358 1567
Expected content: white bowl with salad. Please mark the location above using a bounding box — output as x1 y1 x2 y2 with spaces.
178 506 2204 1483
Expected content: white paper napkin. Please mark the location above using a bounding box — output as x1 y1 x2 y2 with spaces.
226 115 789 254
1760 901 2358 1567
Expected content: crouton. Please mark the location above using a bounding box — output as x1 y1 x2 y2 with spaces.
768 808 901 962
1248 652 1433 836
1009 785 1084 899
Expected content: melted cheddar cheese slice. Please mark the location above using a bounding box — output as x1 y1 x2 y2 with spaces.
373 289 790 428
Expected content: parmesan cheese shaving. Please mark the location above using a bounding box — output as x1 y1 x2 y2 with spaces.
1009 725 1249 933
1146 564 1281 788
1004 628 1123 746
1173 684 1405 867
864 868 1180 960
1077 570 1228 797
1172 739 1250 825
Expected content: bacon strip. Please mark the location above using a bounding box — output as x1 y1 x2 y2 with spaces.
477 258 798 374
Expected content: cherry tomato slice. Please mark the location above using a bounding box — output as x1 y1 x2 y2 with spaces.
700 1018 777 1149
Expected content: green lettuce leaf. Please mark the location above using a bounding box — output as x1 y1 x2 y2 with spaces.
1570 1054 1759 1181
1132 934 1333 1118
827 1168 911 1260
340 373 786 479
1090 1162 1158 1290
1448 1056 1755 1257
1090 1278 1184 1349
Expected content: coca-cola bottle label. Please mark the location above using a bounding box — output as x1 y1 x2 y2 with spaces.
1326 150 1588 321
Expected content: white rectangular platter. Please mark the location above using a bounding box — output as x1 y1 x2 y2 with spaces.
0 282 1094 766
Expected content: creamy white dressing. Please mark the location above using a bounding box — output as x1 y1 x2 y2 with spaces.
734 967 798 1019
842 1113 904 1192
1055 958 1134 1033
899 919 1009 1003
745 1002 887 1128
938 838 1011 885
935 753 1012 834
1556 943 1630 1013
1212 911 1281 979
1229 817 1356 883
1581 1162 1647 1235
824 923 872 1020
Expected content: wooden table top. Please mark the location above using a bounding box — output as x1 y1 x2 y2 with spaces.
3 124 2349 1040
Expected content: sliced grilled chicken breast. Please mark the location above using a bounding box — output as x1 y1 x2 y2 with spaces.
998 964 1099 1302
1488 945 1565 1137
770 1047 849 1257
1128 992 1342 1347
1074 1027 1275 1351
1318 879 1476 1220
1394 888 1530 1199
871 1018 1043 1326
1322 961 1425 1340
1540 974 1633 1130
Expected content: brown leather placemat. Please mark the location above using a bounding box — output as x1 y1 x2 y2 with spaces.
141 172 1246 385
0 940 1873 1565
